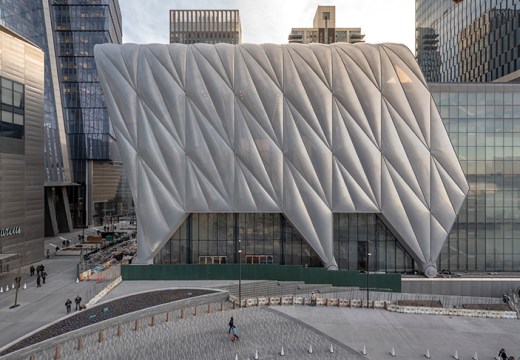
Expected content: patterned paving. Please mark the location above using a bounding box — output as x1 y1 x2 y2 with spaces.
49 307 364 360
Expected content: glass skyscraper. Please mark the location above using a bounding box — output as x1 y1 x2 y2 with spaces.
416 0 520 82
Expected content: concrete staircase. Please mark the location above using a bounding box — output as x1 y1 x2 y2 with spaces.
220 280 358 299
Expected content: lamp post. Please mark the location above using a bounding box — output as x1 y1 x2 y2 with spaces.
366 252 371 308
238 239 242 308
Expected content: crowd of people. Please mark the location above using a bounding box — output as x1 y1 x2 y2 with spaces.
29 264 47 288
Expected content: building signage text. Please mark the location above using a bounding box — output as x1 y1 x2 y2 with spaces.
0 226 22 238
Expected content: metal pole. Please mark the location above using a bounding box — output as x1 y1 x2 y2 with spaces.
238 239 242 308
366 252 371 308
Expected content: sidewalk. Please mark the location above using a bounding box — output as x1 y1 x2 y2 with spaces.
0 227 119 349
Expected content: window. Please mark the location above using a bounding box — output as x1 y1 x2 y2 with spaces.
0 77 24 139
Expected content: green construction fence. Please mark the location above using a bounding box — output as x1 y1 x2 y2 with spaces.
121 264 401 292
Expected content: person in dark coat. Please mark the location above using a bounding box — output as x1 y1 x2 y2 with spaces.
228 316 234 333
36 275 41 287
65 299 72 313
29 265 35 276
75 295 82 311
41 271 47 284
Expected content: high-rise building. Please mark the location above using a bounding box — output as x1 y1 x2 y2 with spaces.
169 9 241 45
416 0 520 82
288 6 365 44
0 0 132 236
0 25 45 272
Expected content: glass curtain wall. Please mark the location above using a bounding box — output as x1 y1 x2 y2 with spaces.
155 213 416 273
416 0 520 82
431 83 520 272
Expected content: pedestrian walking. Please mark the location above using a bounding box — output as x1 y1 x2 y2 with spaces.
228 316 234 333
75 295 82 311
231 325 239 341
36 275 41 287
29 265 35 276
46 249 50 259
65 299 72 314
310 291 317 306
36 265 40 276
42 271 47 284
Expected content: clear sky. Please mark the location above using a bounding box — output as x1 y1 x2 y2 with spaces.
120 0 415 53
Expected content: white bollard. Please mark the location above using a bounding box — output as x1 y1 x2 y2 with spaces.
11 283 14 289
280 346 285 356
76 278 79 284
5 285 8 291
425 349 431 358
472 353 478 360
23 283 26 290
329 344 334 353
453 350 459 360
362 345 367 355
235 354 238 360
391 347 396 357
308 344 313 354
255 350 259 359
0 286 3 293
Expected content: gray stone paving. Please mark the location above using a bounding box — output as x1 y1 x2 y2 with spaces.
49 307 364 360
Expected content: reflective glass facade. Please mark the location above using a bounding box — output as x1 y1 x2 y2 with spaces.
416 0 520 82
0 77 24 139
431 83 520 272
156 213 414 273
170 10 241 44
49 0 130 226
51 0 121 163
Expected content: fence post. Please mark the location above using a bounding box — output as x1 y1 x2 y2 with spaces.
165 311 170 322
150 315 156 326
207 303 211 313
181 308 185 319
54 344 61 360
220 302 223 311
98 330 104 343
134 319 140 331
117 325 123 336
77 337 84 350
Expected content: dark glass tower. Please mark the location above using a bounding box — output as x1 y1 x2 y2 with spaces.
416 0 520 82
49 0 131 227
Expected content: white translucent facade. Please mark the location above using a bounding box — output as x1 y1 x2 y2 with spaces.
94 43 468 277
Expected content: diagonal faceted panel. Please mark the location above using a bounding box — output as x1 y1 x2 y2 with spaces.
95 43 468 277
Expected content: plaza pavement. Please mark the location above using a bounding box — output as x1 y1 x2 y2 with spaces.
0 227 118 350
1 255 520 359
